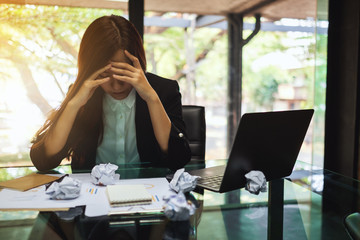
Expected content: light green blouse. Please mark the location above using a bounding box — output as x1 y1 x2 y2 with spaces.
96 89 140 165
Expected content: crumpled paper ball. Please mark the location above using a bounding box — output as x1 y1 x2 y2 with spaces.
91 163 120 186
169 168 200 193
163 191 196 221
245 170 267 195
46 176 81 200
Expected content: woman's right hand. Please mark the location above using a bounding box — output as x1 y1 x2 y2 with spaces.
42 64 111 159
69 64 111 109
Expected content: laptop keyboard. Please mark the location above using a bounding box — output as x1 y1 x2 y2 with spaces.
197 174 223 189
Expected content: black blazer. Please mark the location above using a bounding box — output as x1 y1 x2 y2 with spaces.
30 73 191 171
135 73 191 170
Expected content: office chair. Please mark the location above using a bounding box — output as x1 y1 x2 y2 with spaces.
344 212 360 240
182 105 206 163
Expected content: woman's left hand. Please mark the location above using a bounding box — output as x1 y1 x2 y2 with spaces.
111 50 157 103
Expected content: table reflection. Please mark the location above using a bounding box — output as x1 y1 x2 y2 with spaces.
0 160 359 239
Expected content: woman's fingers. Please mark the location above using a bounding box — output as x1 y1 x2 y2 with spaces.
90 77 110 87
110 67 134 77
110 62 136 72
83 77 110 90
112 74 133 83
72 76 109 107
110 50 141 72
70 65 111 109
89 63 111 80
110 52 142 83
124 50 142 69
109 51 156 102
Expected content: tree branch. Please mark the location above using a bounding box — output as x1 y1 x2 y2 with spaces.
47 27 78 59
171 29 226 81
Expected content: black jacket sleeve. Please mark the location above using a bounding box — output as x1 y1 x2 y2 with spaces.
30 133 70 171
136 73 191 170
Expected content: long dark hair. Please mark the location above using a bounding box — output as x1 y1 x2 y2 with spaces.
33 15 146 166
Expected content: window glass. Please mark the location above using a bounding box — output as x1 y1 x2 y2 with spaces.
0 5 118 166
0 4 326 169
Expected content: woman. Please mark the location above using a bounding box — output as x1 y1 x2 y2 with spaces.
30 15 191 171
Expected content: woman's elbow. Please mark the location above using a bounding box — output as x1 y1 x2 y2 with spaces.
30 149 55 172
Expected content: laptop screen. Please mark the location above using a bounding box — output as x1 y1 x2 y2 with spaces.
219 109 314 192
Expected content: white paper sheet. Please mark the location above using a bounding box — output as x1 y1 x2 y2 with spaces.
85 177 170 217
0 173 170 217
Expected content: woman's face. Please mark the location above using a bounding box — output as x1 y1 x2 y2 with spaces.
99 49 133 100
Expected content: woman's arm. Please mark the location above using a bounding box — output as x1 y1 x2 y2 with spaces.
30 64 111 171
43 100 81 157
111 50 171 153
145 93 171 153
111 51 191 169
159 79 191 169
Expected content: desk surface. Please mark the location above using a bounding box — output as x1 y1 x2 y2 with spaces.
0 160 359 240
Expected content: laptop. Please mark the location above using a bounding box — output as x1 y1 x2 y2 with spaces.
188 109 314 193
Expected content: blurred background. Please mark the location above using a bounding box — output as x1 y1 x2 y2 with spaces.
0 1 327 169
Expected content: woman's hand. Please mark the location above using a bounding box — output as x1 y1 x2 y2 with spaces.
111 50 171 152
43 64 110 159
110 50 157 103
69 64 111 109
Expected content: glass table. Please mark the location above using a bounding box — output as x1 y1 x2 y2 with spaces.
0 159 359 240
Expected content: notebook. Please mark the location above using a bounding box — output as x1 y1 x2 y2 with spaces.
189 109 314 193
106 184 153 207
